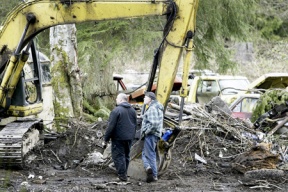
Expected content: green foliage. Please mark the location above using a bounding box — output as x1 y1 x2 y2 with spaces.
77 17 164 70
83 97 111 120
256 14 283 40
0 0 50 55
0 171 12 189
35 30 50 56
251 89 288 122
83 99 97 114
75 0 260 79
50 48 72 129
82 112 99 122
76 17 164 99
255 0 288 39
0 0 20 23
277 20 288 37
94 108 110 119
195 0 257 73
1 0 285 75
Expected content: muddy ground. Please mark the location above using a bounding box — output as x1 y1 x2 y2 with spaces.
0 118 287 192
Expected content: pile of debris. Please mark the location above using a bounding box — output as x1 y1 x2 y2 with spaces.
165 96 287 189
171 102 255 165
25 120 109 170
22 96 287 190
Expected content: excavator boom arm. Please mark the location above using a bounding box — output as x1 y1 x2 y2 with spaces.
0 0 198 110
0 1 169 53
0 0 199 171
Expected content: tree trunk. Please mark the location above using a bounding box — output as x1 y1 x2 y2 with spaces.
50 24 83 126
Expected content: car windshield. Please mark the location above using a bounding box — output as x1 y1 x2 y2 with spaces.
232 97 259 113
219 79 249 95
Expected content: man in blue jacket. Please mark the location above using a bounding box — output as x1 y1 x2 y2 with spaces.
104 93 137 181
141 92 164 183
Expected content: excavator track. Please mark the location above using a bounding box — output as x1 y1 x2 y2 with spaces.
0 119 43 167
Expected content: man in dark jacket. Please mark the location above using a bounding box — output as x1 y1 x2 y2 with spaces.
104 93 137 181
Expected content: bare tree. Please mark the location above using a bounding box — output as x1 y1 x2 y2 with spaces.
50 24 83 126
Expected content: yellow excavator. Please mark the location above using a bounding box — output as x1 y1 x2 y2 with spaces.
0 0 198 173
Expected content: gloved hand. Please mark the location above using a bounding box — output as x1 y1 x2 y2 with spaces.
102 141 108 149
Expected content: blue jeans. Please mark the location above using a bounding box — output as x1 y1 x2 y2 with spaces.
142 135 159 177
111 140 132 178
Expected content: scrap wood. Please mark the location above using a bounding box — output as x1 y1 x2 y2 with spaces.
174 102 287 173
267 116 288 137
168 103 192 115
250 185 271 189
213 183 224 191
91 183 107 189
32 179 46 184
184 101 257 134
174 127 250 166
231 143 280 173
50 150 62 163
174 172 186 184
276 145 288 163
182 104 255 142
247 180 282 190
106 181 131 185
181 126 212 130
215 108 256 133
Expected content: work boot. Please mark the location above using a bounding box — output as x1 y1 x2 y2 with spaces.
152 176 158 182
146 167 154 183
117 175 128 182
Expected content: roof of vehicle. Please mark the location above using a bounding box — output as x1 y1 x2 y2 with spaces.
197 75 249 80
230 93 261 102
248 73 288 90
189 69 218 76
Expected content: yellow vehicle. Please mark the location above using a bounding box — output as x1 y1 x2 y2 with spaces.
186 75 250 104
0 0 199 174
230 73 288 120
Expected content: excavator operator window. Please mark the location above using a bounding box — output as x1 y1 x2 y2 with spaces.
23 65 38 104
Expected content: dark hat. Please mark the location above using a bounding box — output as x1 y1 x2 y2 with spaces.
145 92 156 100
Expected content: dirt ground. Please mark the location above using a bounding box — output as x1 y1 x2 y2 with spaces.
0 119 287 192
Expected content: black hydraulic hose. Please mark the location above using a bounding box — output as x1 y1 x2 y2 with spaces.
146 49 160 91
124 81 147 94
29 40 43 103
146 0 177 92
15 13 36 55
141 1 177 115
163 1 177 39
